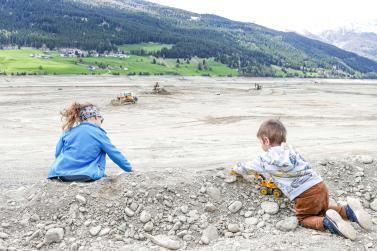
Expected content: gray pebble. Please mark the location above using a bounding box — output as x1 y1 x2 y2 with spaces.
227 223 240 233
45 228 64 243
228 201 243 213
140 210 152 223
89 226 102 236
261 201 279 214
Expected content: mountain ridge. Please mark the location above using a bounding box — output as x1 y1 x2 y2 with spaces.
304 28 377 62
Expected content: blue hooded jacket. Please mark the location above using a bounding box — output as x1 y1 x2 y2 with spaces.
48 122 132 180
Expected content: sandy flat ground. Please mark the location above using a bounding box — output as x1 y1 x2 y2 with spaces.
1 76 377 188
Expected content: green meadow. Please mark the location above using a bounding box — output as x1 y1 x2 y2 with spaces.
118 43 173 53
0 46 238 76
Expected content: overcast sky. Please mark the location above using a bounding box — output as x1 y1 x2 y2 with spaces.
148 0 377 33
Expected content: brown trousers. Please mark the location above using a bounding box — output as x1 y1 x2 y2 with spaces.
294 181 347 230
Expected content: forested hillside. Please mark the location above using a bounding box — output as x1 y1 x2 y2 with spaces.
1 0 377 78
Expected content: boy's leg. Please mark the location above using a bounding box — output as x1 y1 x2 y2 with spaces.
328 205 347 219
295 182 329 230
298 215 325 230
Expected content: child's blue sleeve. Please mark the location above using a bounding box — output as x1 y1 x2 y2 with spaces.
98 132 132 172
55 135 64 158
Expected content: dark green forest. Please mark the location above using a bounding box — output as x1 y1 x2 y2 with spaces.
1 0 377 78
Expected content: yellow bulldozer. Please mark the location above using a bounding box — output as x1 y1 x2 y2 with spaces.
111 92 138 106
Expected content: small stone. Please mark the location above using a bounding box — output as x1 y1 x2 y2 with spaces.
227 223 240 233
30 214 40 222
84 220 91 227
178 215 186 222
71 243 79 251
257 221 265 228
262 214 271 221
163 200 173 208
125 191 134 198
199 187 206 193
318 160 327 166
261 201 279 214
144 221 154 232
224 175 237 183
201 235 210 245
180 205 188 214
207 187 221 201
365 242 373 249
98 227 110 236
45 228 64 243
124 207 135 217
276 217 298 231
75 194 86 205
370 199 377 211
365 192 371 201
358 155 374 164
0 233 8 239
244 211 253 218
129 202 138 211
36 242 44 249
140 211 152 223
216 171 226 179
176 230 188 237
89 226 102 236
228 201 243 213
224 232 233 238
245 217 258 226
144 234 181 250
204 203 217 212
201 226 218 243
182 234 193 241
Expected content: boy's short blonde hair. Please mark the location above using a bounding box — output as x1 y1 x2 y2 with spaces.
257 119 287 145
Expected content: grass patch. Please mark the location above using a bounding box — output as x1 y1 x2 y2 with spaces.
118 43 173 53
0 47 238 76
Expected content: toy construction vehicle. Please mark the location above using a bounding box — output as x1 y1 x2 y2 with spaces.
111 92 138 106
228 170 282 198
255 173 282 198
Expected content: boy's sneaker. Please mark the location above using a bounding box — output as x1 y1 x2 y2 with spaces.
323 209 357 240
346 197 372 231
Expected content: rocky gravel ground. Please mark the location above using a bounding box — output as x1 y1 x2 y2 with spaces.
1 155 377 251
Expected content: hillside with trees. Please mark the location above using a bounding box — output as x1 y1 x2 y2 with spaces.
1 0 377 78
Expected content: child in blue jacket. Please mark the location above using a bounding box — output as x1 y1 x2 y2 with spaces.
48 102 132 182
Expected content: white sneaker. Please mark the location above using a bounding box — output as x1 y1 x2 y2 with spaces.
346 197 373 231
324 209 357 240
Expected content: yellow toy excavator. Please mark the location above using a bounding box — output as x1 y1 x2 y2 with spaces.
257 174 282 198
229 170 282 198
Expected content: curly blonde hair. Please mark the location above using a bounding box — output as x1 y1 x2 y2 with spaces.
60 102 95 131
